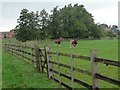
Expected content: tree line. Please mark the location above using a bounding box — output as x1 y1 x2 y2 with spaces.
15 3 119 42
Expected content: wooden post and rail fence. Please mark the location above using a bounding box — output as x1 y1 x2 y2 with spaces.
3 42 120 89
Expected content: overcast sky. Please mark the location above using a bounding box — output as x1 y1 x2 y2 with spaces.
0 0 119 32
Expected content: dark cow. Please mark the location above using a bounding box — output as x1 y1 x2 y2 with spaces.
54 38 62 45
70 39 77 47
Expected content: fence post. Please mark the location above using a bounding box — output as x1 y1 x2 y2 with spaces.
57 51 61 86
70 45 74 90
21 44 23 60
31 41 34 65
4 44 7 53
39 49 43 72
5 44 7 53
24 43 26 61
34 41 40 72
44 46 48 76
8 40 10 53
15 44 17 58
90 50 99 90
18 43 21 59
31 47 34 65
46 46 53 79
44 46 48 75
8 40 10 54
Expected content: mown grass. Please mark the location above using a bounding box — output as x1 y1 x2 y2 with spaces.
39 39 118 60
2 51 60 88
38 39 119 88
2 38 119 88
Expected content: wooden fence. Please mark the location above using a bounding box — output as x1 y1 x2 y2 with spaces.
3 43 120 89
3 43 47 72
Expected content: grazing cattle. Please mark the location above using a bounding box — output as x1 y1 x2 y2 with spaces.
70 39 77 47
54 38 62 45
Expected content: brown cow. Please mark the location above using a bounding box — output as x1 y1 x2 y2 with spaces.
54 38 62 45
70 39 77 47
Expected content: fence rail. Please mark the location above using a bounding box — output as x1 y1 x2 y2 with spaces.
3 43 120 89
49 51 91 61
49 51 120 67
49 60 91 76
50 68 93 89
95 57 120 67
47 49 120 89
4 43 46 71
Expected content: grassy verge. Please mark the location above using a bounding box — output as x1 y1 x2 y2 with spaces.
0 39 2 89
2 39 119 88
2 51 60 88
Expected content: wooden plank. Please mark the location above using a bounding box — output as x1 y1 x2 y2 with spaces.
39 49 45 57
7 49 35 62
74 78 92 89
18 44 21 59
8 48 22 61
31 48 34 64
51 76 72 89
24 43 26 61
18 49 35 56
15 44 19 58
8 49 18 57
49 61 91 76
95 73 120 86
41 51 47 72
8 45 35 56
7 45 36 63
95 57 120 67
46 46 50 77
34 41 40 72
50 60 71 69
44 47 48 74
49 51 119 67
20 45 23 60
70 47 74 89
39 49 43 72
56 51 61 86
90 50 99 89
46 46 54 78
4 43 36 60
11 44 14 56
50 68 92 89
74 66 91 76
49 51 90 61
6 43 34 49
5 43 119 67
22 45 24 60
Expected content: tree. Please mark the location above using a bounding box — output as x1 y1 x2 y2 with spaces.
49 6 61 39
48 3 99 39
15 3 103 41
15 9 39 41
15 9 30 42
89 24 101 39
39 9 49 39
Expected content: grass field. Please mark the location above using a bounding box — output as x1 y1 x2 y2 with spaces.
38 39 119 88
2 39 119 88
2 51 60 88
39 39 118 60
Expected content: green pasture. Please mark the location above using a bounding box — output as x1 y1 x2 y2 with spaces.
39 39 118 60
2 38 119 88
38 39 119 88
2 51 60 88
